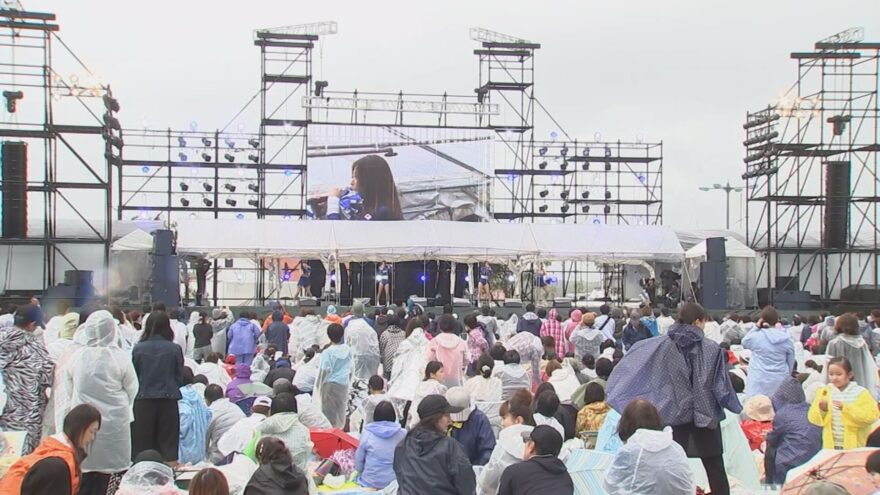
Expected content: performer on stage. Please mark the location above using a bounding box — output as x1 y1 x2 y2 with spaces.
376 261 391 306
293 260 312 300
535 262 552 303
477 261 493 305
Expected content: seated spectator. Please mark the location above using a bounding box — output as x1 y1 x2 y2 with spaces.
446 386 496 466
741 395 774 452
250 346 276 384
188 467 229 495
497 350 532 400
765 376 822 485
355 401 406 489
245 392 313 473
226 364 253 403
197 353 231 392
204 384 245 464
532 390 565 438
464 353 503 402
361 375 389 426
576 382 610 434
244 436 311 495
178 367 213 464
262 358 295 387
497 425 573 495
478 390 535 495
217 396 271 459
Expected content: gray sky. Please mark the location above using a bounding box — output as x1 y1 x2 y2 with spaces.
29 0 880 232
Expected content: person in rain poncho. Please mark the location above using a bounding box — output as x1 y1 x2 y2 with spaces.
516 303 543 337
355 401 406 490
496 350 532 400
226 364 254 404
742 306 795 399
250 347 275 384
264 310 290 356
170 308 194 359
197 352 231 392
41 301 77 349
345 301 381 381
702 313 723 343
379 315 406 380
764 376 822 485
0 304 55 455
476 305 498 346
217 396 271 459
226 312 261 366
603 399 694 495
504 326 543 392
44 310 82 438
116 459 178 495
570 312 604 361
314 323 352 428
657 307 675 336
245 392 314 475
478 390 535 495
210 308 233 356
290 349 319 393
387 316 430 415
407 361 448 428
204 384 245 464
177 366 212 464
826 313 879 399
55 310 138 488
288 309 329 362
464 353 503 402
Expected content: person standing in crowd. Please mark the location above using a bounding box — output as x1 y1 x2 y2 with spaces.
393 394 476 494
826 313 879 398
244 436 311 495
479 390 536 495
516 303 542 337
607 302 741 495
226 311 260 366
0 304 55 455
764 376 822 485
209 308 232 357
204 384 245 463
465 314 490 376
246 392 313 474
192 312 214 362
56 310 138 494
603 399 694 495
657 307 675 335
540 309 568 359
131 312 184 464
742 306 795 399
622 309 652 350
197 353 232 392
594 304 616 342
445 387 495 466
289 309 329 360
387 316 431 419
465 353 503 402
379 314 406 380
346 302 381 381
809 356 879 449
265 310 290 357
477 306 498 346
315 323 353 428
177 367 212 464
498 425 573 495
0 403 102 495
355 401 406 490
570 312 603 362
426 314 469 387
168 308 192 358
324 305 343 326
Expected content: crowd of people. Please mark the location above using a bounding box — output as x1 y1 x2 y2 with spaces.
1 297 880 494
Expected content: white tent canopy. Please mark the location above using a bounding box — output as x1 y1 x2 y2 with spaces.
173 219 685 264
685 237 756 260
110 229 154 252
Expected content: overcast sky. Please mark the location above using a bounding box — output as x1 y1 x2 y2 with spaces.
27 0 880 233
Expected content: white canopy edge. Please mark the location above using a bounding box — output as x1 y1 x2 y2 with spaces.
685 237 757 260
172 219 685 264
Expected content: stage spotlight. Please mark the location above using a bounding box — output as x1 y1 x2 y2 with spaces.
224 183 236 192
179 198 190 207
605 190 612 200
560 146 568 157
538 161 547 170
581 190 590 199
101 94 120 113
284 169 294 177
179 181 189 192
248 183 259 193
539 189 549 198
592 217 602 225
248 138 260 149
582 148 590 157
638 175 647 184
581 205 590 213
581 163 590 171
178 137 187 148
604 205 611 214
178 152 188 162
314 80 329 97
605 162 612 171
202 182 213 192
102 113 121 131
248 153 259 163
560 161 568 171
538 147 548 156
604 146 611 158
201 137 212 147
507 274 515 282
224 138 235 149
224 153 235 163
201 152 212 162
419 274 427 282
202 197 213 207
226 198 237 207
248 199 259 207
560 205 569 213
235 213 245 220
560 190 569 199
539 204 548 213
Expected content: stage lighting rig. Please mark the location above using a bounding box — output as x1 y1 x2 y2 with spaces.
201 137 212 147
248 183 259 193
248 138 260 149
202 197 213 207
226 198 237 207
179 182 189 191
180 198 190 207
178 152 188 162
202 182 213 192
224 184 236 193
539 189 549 198
248 199 259 207
178 137 187 148
248 153 259 163
538 205 548 213
224 153 235 163
538 161 547 170
201 152 212 162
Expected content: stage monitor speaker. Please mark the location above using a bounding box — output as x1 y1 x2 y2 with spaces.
700 261 727 310
705 237 726 262
771 290 812 311
297 297 318 307
824 161 851 249
840 285 880 304
553 297 573 308
452 297 471 308
152 229 174 256
409 296 428 307
775 276 799 291
2 141 28 238
503 298 523 308
150 255 180 307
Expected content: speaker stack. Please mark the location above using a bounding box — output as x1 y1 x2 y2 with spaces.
2 141 28 238
824 161 851 249
150 229 180 307
700 237 727 310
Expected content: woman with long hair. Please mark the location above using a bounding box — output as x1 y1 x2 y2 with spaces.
244 436 311 495
375 261 391 306
478 262 493 306
329 154 403 221
188 467 229 495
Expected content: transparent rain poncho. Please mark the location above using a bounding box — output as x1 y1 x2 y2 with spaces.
603 427 694 495
116 461 179 494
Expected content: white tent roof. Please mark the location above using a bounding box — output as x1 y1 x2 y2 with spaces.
110 229 154 252
685 237 756 260
173 219 685 264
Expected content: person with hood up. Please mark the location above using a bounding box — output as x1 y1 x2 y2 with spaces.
388 316 430 415
245 392 314 474
263 357 295 387
204 384 245 464
516 303 543 337
217 396 271 459
606 303 742 495
826 313 879 399
393 394 476 495
345 301 381 381
260 302 293 331
244 436 310 495
288 308 329 361
324 305 343 326
465 313 490 376
478 389 535 495
209 307 233 356
477 305 498 346
355 401 406 489
426 313 469 387
540 308 568 359
197 353 232 392
226 363 254 404
498 425 573 495
265 310 290 356
505 321 544 391
314 323 352 428
446 386 496 466
379 314 406 380
546 359 581 404
764 376 822 485
563 309 582 349
742 306 795 399
226 312 261 366
290 349 319 392
177 367 213 464
603 399 694 495
250 346 275 384
622 309 652 350
569 312 604 361
54 310 138 491
496 350 532 400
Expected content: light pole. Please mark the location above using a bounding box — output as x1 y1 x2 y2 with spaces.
699 181 744 230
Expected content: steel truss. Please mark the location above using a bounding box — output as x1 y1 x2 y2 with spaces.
744 29 880 306
0 8 112 296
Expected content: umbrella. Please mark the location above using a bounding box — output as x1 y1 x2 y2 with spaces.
783 448 880 494
310 428 359 459
565 449 614 495
237 382 273 397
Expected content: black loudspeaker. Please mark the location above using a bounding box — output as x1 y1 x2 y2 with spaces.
700 261 727 309
824 161 850 249
840 285 880 304
64 270 93 287
771 290 812 311
2 141 28 238
775 276 799 291
307 260 324 299
152 229 175 256
150 255 180 307
705 237 727 262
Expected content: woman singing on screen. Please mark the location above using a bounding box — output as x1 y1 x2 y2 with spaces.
376 261 391 307
328 155 404 221
478 261 493 306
